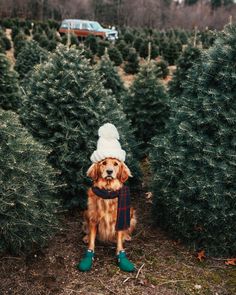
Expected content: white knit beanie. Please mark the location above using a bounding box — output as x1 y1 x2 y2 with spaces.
90 123 126 163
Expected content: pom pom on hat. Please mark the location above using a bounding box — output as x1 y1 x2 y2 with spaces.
90 123 126 163
98 123 120 139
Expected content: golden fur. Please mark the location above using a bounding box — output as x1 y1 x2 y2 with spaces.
82 158 137 243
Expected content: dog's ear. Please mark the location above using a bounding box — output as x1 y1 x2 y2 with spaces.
87 163 99 181
118 162 133 183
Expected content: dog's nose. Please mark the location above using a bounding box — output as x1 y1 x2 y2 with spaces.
106 170 113 175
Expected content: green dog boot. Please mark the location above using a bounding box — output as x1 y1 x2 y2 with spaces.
76 249 94 272
117 250 135 272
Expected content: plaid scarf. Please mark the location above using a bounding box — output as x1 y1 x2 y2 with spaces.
92 185 130 231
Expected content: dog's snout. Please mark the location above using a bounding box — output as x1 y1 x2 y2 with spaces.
106 169 113 175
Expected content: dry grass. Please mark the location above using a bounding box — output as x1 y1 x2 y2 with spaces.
117 66 136 88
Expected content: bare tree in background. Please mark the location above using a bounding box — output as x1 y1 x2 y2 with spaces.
0 0 235 29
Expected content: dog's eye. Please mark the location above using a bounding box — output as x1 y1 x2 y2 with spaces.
114 162 118 166
102 161 107 165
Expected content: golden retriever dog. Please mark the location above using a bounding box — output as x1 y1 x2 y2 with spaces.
82 158 137 254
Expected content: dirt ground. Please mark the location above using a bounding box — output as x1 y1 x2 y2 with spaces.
0 185 235 295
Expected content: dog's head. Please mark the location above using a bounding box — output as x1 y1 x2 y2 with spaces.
87 158 132 184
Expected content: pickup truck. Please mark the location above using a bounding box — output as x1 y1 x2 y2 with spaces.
59 19 118 41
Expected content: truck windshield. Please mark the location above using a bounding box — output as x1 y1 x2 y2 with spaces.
61 21 69 28
89 22 103 31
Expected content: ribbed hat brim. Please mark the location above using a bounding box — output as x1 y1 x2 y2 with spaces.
90 149 126 163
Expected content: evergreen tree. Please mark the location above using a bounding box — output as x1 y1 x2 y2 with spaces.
185 0 198 5
0 53 21 111
14 40 48 81
116 39 130 60
11 26 20 40
13 32 27 58
21 45 140 209
153 59 169 79
45 28 56 40
168 44 201 98
32 32 42 43
158 34 168 58
108 46 123 66
123 31 134 44
24 27 31 36
124 48 139 74
0 109 59 255
198 28 217 49
96 53 125 101
79 45 94 64
150 24 236 257
97 40 110 57
210 0 234 9
177 29 190 45
124 62 169 155
133 37 143 52
0 30 11 51
2 19 15 29
47 39 57 51
38 33 50 49
162 38 182 65
0 42 5 53
61 33 79 47
84 35 98 55
139 40 159 59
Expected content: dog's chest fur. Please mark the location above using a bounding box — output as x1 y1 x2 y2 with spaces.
87 186 120 242
97 198 118 241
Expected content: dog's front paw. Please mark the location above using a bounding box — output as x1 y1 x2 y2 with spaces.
117 250 135 272
76 249 94 272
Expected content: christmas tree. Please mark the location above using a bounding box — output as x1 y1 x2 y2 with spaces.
133 37 143 52
198 28 217 49
116 40 130 60
150 24 236 256
108 46 123 66
0 109 59 254
124 47 139 74
13 32 27 58
0 53 21 111
0 29 11 51
96 53 125 101
21 45 140 209
168 44 202 98
14 40 48 81
153 59 169 79
123 31 134 44
61 33 79 47
0 43 4 53
162 38 182 65
37 33 50 49
139 40 159 59
11 26 20 40
124 61 169 156
97 40 110 57
84 35 98 55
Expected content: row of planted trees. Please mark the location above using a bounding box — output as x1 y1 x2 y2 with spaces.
0 42 141 254
0 18 218 69
0 23 235 257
